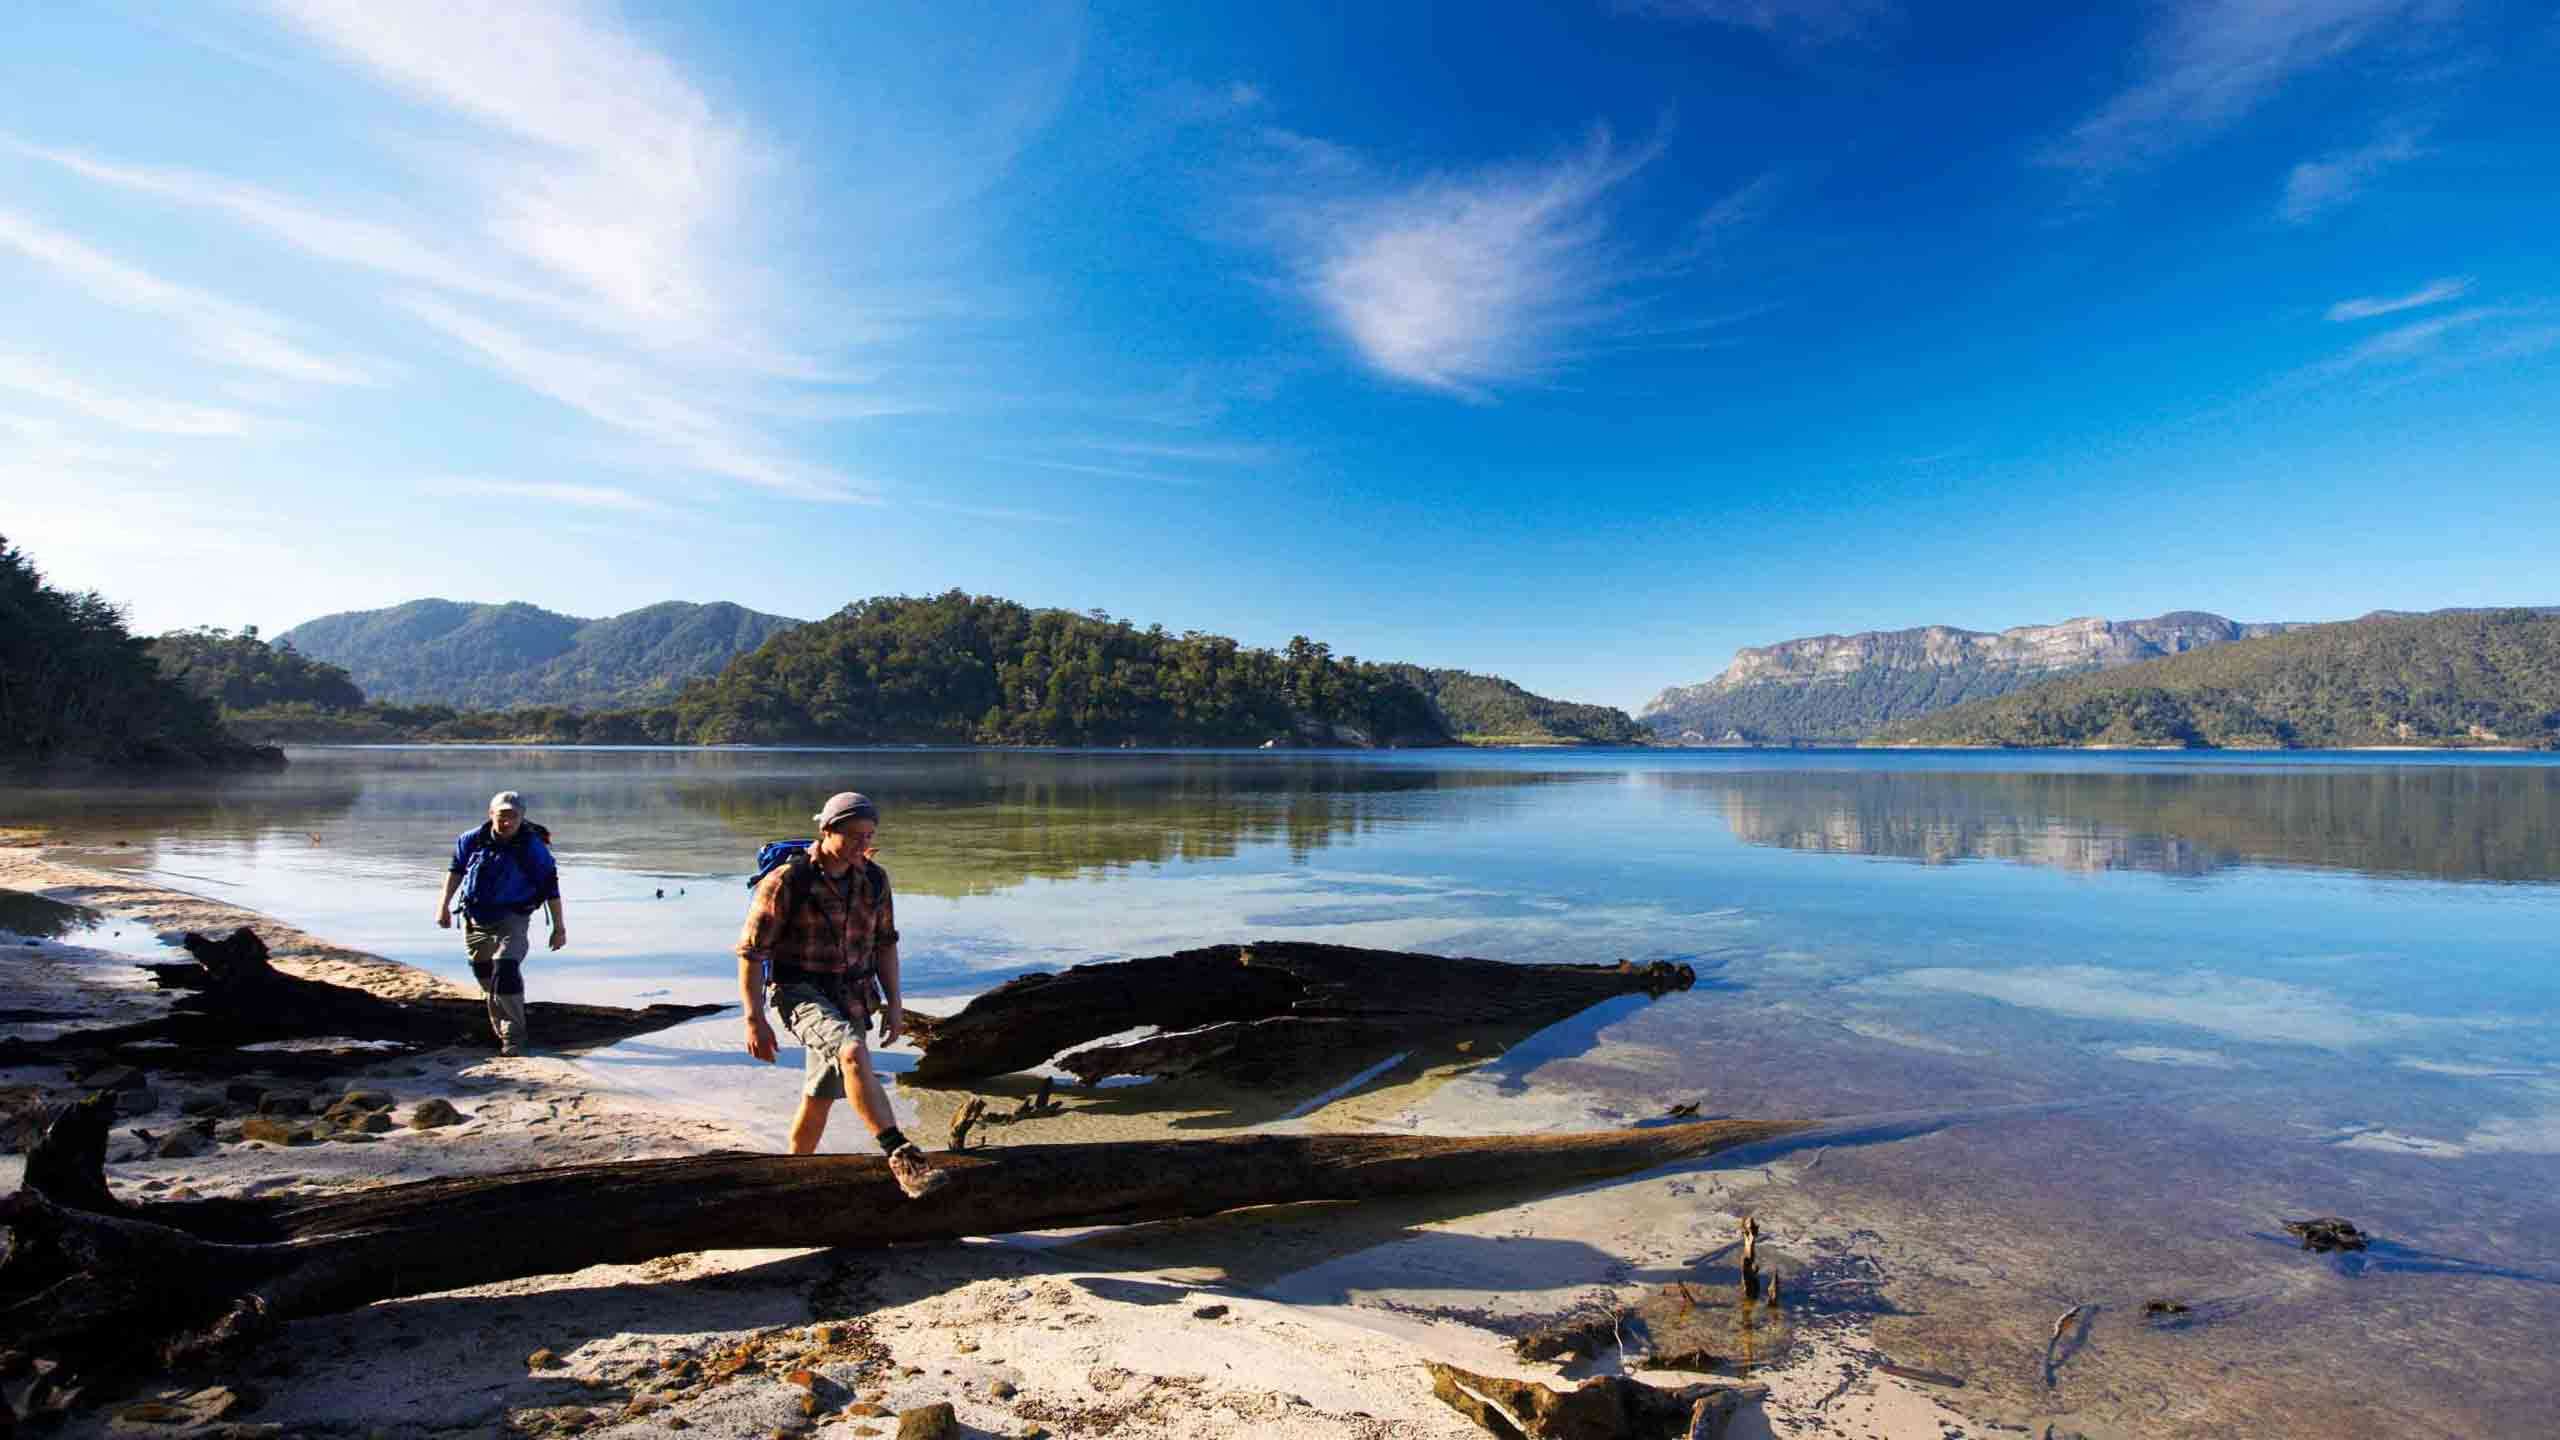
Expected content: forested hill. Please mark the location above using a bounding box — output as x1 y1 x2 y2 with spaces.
1876 608 2560 749
0 537 279 770
276 598 800 709
1643 611 2292 743
1382 665 1647 744
673 592 1451 747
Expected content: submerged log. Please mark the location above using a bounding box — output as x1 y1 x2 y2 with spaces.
907 941 1699 1085
0 927 718 1075
0 1092 1800 1411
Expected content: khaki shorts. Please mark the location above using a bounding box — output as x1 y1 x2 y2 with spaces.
463 911 531 995
770 976 873 1100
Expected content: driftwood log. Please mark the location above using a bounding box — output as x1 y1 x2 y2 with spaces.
0 927 718 1077
1429 1363 1768 1440
905 941 1699 1086
0 1092 1800 1416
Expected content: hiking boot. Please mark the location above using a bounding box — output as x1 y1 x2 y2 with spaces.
885 1142 952 1200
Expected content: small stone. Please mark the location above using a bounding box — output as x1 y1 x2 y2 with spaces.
953 1339 978 1354
257 1095 311 1117
850 1429 882 1439
156 1128 214 1160
989 1379 1019 1400
899 1365 924 1378
799 1394 821 1417
351 1110 395 1134
410 1098 466 1129
529 1348 563 1370
664 1419 690 1431
811 1324 843 1346
844 1402 891 1417
341 1089 395 1111
1190 1303 1229 1320
238 1116 313 1146
895 1403 958 1440
785 1368 816 1389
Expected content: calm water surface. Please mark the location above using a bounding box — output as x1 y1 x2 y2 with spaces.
8 745 2558 1437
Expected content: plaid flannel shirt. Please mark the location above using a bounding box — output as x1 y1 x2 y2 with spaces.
736 858 898 983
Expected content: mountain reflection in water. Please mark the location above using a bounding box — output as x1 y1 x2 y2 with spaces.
1669 765 2560 884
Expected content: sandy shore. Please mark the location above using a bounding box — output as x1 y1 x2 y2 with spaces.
1 846 1971 1440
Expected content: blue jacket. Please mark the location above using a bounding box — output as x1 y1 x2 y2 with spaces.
451 822 560 922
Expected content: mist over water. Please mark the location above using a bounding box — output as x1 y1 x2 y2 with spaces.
9 745 2558 1435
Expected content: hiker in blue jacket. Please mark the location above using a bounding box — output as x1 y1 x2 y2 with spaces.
435 789 565 1055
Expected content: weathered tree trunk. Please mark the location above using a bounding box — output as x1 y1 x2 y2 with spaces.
906 941 1699 1085
0 1093 1800 1415
0 927 719 1076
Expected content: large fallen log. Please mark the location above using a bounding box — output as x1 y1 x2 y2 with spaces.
0 1092 1802 1417
905 941 1699 1085
0 927 718 1076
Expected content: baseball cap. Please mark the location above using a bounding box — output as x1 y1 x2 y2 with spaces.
814 791 878 829
489 790 525 814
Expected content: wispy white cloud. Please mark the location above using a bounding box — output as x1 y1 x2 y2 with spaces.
1076 438 1282 465
2328 305 2500 368
0 411 172 472
0 208 374 385
1257 127 1665 399
2282 126 2425 222
441 476 670 513
0 351 257 437
395 294 861 501
1622 0 1895 45
262 0 755 347
2044 0 2443 180
2327 275 2472 322
6 139 547 307
996 457 1204 486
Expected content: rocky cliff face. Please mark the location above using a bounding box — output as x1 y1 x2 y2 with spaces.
1643 611 2294 742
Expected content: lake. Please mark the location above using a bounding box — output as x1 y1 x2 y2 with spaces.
10 744 2558 1438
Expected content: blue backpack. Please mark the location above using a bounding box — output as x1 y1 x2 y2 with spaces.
749 839 815 891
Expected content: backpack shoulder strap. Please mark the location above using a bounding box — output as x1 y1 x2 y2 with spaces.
777 848 819 920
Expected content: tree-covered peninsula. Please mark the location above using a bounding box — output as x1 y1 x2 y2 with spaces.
671 592 1448 746
1876 607 2560 750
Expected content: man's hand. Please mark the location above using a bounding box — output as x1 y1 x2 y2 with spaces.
744 1013 778 1063
878 1002 905 1049
548 924 568 952
435 907 452 930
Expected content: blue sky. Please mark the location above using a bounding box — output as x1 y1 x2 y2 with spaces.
3 0 2556 710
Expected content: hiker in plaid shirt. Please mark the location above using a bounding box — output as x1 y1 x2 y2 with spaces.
737 790 950 1198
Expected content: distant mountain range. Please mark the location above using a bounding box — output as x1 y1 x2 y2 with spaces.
275 599 802 709
1641 611 2299 743
1880 607 2560 750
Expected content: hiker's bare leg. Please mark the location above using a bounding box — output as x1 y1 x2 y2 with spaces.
839 1038 895 1140
788 1094 832 1155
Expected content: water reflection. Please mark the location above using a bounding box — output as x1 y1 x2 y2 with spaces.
1663 766 2560 884
3 748 1599 899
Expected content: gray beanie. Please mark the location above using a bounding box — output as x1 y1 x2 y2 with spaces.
814 791 878 829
